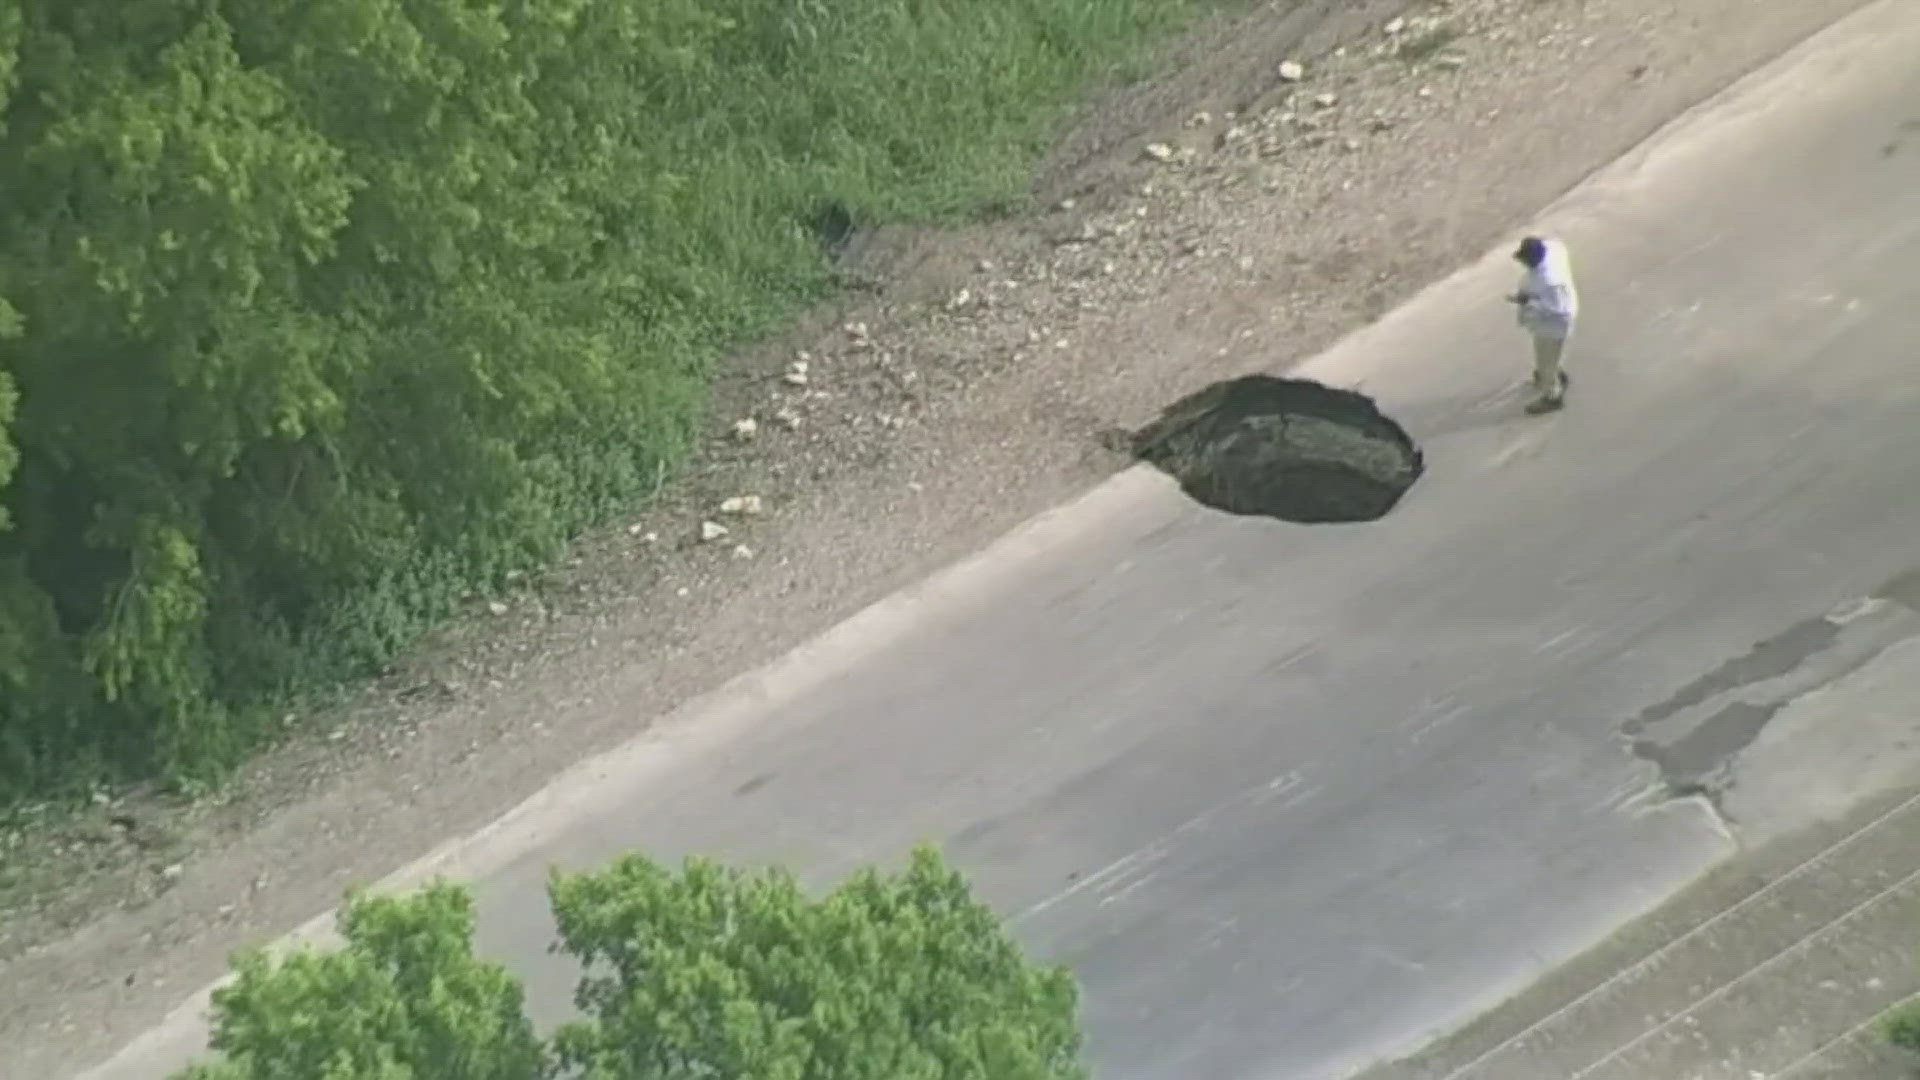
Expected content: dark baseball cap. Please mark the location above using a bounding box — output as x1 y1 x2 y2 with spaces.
1513 236 1547 264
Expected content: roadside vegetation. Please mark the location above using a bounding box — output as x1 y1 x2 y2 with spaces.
0 0 1229 807
1885 994 1920 1054
173 846 1086 1080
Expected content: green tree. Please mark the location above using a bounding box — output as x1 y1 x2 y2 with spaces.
1886 997 1920 1053
178 883 545 1080
177 847 1087 1080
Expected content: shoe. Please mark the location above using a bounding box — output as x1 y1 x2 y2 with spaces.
1525 395 1565 415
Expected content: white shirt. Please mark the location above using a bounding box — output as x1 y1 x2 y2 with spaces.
1517 239 1578 337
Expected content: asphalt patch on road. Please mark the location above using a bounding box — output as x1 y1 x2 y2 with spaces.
1133 375 1423 524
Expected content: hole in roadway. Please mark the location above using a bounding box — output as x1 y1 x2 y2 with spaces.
1132 374 1424 524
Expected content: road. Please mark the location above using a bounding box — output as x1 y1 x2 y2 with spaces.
82 2 1920 1077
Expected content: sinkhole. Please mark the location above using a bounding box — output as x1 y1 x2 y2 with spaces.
1133 375 1424 524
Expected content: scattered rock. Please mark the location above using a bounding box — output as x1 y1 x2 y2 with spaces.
774 407 803 430
946 288 973 311
160 863 183 881
1143 142 1177 163
782 370 810 387
487 600 509 616
731 544 755 560
1277 60 1305 82
718 495 764 516
699 521 729 543
1187 110 1212 127
731 417 759 440
1313 92 1339 109
1384 16 1406 35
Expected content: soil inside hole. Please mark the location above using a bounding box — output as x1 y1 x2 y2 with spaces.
1133 374 1423 524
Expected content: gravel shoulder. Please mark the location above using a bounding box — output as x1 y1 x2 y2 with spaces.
0 0 1875 1074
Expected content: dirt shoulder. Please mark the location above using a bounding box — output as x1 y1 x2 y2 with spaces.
0 0 1874 1074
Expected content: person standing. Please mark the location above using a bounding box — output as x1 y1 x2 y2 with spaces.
1507 235 1579 414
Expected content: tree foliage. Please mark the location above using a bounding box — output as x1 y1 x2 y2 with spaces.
178 847 1087 1080
0 0 1219 803
178 883 545 1080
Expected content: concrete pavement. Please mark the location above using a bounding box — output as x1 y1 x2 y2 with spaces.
78 1 1920 1077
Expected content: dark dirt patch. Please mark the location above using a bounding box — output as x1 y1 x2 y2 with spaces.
1134 374 1422 523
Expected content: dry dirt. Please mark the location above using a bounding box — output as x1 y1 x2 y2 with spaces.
0 0 1875 1074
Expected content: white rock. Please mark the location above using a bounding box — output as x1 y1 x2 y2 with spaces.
774 408 803 429
487 600 509 616
782 370 810 387
731 417 759 439
719 495 764 516
627 522 646 535
789 359 809 375
1384 16 1406 34
1187 110 1211 127
946 288 972 311
1143 142 1176 162
161 863 184 880
1277 60 1305 82
700 520 729 542
1057 197 1077 211
1313 92 1338 109
731 544 755 560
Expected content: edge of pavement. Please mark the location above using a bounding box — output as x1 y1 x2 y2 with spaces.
76 0 1917 1076
1353 779 1920 1080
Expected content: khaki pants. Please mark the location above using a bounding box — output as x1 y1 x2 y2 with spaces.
1531 331 1569 399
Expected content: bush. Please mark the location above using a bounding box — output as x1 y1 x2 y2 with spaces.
0 0 1225 804
177 847 1087 1080
1885 997 1920 1053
